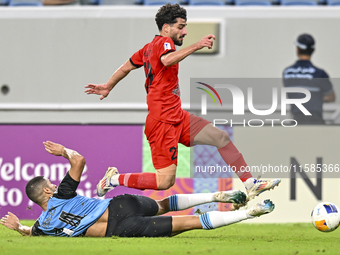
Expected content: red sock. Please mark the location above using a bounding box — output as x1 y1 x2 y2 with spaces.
218 142 253 182
118 173 158 190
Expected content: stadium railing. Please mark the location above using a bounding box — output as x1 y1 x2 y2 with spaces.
0 0 337 5
1 103 339 124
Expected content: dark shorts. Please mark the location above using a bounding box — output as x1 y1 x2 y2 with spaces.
105 194 172 237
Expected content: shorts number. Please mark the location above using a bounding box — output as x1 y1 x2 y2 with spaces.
170 146 178 161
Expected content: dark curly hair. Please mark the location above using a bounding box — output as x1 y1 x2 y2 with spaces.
155 3 187 31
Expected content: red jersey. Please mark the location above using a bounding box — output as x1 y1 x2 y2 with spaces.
130 35 184 124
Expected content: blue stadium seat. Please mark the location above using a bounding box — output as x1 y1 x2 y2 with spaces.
144 0 181 4
235 0 271 5
281 0 317 4
99 0 137 4
327 0 340 4
188 0 225 4
87 0 99 5
0 0 10 4
9 0 42 5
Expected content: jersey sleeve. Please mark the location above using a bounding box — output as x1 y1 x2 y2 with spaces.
53 172 79 199
158 37 175 60
31 220 48 236
130 47 144 68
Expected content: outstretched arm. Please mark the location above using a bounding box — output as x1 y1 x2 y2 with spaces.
161 34 215 67
0 212 32 236
85 60 137 100
43 141 86 182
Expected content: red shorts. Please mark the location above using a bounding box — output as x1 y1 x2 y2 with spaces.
144 110 210 169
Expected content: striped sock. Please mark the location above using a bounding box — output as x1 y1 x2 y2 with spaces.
169 195 179 211
199 211 252 230
168 193 215 211
199 213 215 230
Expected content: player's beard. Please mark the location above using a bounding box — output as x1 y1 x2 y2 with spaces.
171 35 184 46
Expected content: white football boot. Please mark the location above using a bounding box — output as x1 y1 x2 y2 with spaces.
96 167 119 197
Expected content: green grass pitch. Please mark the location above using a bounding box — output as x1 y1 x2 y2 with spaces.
1 222 340 255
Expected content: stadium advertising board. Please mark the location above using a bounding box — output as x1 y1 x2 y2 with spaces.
0 125 143 220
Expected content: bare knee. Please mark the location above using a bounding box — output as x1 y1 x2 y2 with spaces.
156 164 177 190
214 130 230 148
194 124 231 148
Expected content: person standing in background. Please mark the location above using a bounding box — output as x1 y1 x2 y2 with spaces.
283 33 335 125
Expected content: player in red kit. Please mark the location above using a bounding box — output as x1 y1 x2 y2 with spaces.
85 4 280 203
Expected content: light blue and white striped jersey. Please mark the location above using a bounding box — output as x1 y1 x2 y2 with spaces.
32 172 111 237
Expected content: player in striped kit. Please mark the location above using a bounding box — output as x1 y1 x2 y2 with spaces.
1 141 274 237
